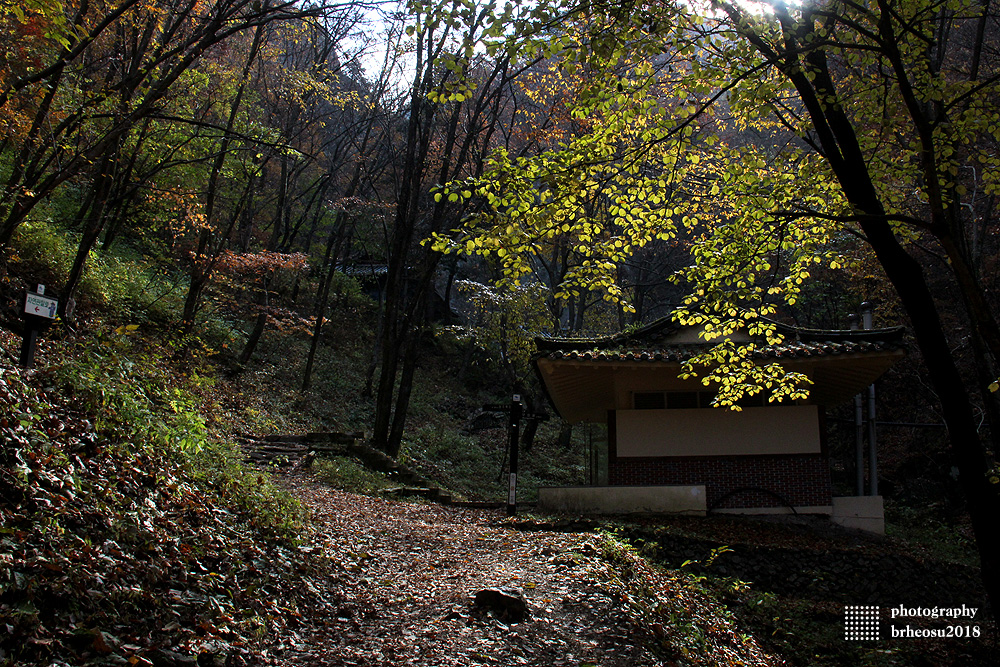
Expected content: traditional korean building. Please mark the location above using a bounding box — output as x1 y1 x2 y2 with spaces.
533 316 904 531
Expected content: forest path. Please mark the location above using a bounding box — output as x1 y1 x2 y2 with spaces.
272 472 662 667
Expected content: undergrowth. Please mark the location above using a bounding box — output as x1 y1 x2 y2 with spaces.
313 456 394 496
0 322 324 666
594 532 780 666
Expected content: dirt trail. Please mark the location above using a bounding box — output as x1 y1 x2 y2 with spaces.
273 473 663 666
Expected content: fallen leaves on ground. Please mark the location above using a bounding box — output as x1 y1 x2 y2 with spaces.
1 365 341 666
272 473 782 667
3 357 780 666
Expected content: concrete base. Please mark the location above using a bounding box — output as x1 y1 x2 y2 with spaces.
832 496 884 535
713 506 833 516
537 485 706 515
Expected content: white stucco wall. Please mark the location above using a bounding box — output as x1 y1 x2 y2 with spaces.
615 405 821 457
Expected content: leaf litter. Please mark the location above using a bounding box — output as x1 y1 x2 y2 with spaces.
2 357 780 666
271 473 782 666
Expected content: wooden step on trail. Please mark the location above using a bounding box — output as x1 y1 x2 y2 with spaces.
242 432 456 505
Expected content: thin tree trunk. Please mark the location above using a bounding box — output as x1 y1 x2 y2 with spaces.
302 216 347 390
62 148 118 314
180 24 264 335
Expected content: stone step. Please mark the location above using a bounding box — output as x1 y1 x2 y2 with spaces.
264 434 308 443
306 432 363 444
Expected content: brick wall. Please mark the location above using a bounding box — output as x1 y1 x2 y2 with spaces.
608 454 832 509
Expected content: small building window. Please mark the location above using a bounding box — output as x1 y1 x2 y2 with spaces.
633 392 665 409
633 391 718 409
667 392 699 409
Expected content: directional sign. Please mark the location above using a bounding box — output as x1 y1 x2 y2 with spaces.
24 292 58 319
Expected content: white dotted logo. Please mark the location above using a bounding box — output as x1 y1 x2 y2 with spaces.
844 605 881 641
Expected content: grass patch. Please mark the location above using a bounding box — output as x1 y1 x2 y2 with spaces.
884 501 978 567
314 456 395 496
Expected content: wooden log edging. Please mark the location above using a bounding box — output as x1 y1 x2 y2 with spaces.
242 432 454 504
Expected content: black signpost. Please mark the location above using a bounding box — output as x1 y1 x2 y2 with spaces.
506 394 523 516
482 395 548 516
20 285 58 369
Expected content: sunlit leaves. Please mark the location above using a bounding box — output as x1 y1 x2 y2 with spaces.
427 0 904 405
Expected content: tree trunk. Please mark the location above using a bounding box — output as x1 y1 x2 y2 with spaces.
862 216 1000 623
239 312 268 365
557 421 573 450
179 25 264 335
385 328 422 458
302 216 348 390
62 148 118 314
752 8 1000 619
519 392 538 453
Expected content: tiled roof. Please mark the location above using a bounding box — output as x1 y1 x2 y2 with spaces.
543 339 901 363
536 316 905 363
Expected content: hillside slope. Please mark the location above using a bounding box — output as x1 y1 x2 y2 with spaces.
1 328 777 667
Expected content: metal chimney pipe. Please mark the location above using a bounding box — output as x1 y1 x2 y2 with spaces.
861 302 879 496
849 313 865 496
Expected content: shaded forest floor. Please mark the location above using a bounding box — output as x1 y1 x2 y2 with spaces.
1 243 996 666
265 470 780 667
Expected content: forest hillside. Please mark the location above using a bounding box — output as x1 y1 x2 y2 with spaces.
4 1 1000 665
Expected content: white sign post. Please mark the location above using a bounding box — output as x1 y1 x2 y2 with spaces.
24 292 58 319
20 285 59 368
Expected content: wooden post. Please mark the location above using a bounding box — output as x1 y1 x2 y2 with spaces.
19 326 39 369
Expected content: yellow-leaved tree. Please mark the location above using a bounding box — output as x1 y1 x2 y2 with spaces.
431 0 1000 621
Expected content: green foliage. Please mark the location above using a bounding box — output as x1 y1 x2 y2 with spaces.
428 0 1000 412
4 0 72 48
680 545 735 581
326 270 377 316
49 325 210 455
9 219 76 285
445 279 553 380
884 501 978 568
406 425 494 495
187 438 309 541
314 456 394 496
11 220 197 323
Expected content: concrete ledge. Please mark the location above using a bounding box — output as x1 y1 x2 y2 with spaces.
713 505 833 516
832 495 884 535
537 485 706 515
